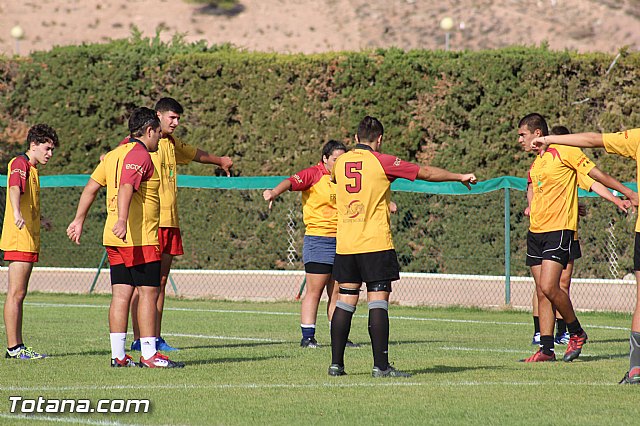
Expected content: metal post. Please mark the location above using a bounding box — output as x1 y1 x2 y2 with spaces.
168 273 179 296
89 249 108 293
504 188 511 305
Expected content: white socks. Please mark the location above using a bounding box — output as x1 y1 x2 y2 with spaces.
140 337 157 359
109 333 126 360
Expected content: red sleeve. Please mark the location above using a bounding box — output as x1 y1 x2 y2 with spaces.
8 156 30 194
120 145 154 191
372 152 420 182
527 162 534 184
118 136 131 146
287 165 325 191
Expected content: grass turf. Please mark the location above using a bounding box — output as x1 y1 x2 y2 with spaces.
0 293 639 425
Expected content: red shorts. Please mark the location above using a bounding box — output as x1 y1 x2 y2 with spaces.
158 227 184 256
3 251 39 263
106 245 161 268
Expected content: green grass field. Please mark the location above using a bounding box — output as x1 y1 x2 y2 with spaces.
1 292 639 425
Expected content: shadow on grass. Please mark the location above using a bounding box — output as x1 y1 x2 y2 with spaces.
589 338 629 344
179 341 290 350
186 355 277 366
568 352 628 362
409 364 504 375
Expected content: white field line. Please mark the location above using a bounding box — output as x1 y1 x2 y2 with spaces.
162 332 284 343
0 413 144 426
0 380 620 393
23 302 630 331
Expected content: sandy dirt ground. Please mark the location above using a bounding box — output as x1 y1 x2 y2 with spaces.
1 0 639 57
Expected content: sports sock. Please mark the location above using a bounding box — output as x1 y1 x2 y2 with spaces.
556 318 567 335
368 300 390 370
7 343 25 355
533 316 540 334
140 337 157 360
110 332 126 360
540 335 555 356
301 324 316 339
629 332 640 374
331 301 355 366
566 319 583 336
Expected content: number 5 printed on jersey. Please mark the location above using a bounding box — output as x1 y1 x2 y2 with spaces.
345 162 362 193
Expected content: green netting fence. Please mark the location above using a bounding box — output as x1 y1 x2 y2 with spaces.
0 175 637 312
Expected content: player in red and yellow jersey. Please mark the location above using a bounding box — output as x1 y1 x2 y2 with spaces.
67 107 183 368
327 116 477 377
263 140 350 349
532 127 640 382
519 114 635 364
1 124 58 360
127 98 233 352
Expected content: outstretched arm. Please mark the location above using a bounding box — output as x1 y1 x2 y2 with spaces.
532 132 604 152
417 166 477 190
263 179 293 209
193 149 233 177
67 179 103 244
587 167 639 208
589 181 633 213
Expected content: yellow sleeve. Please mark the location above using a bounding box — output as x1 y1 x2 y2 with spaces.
561 146 596 175
90 161 107 186
576 171 595 191
603 129 640 159
173 137 197 165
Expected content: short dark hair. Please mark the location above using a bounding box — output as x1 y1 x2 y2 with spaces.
27 124 59 148
551 125 571 135
518 113 548 136
357 116 384 142
128 107 160 137
321 140 347 161
154 97 184 114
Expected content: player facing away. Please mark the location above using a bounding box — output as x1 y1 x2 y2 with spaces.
525 126 633 346
328 116 477 377
67 107 184 368
518 113 635 363
1 124 58 359
530 128 640 382
128 97 234 352
264 140 361 349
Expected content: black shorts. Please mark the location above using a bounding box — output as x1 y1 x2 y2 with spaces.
570 239 582 261
110 261 161 287
634 233 640 271
304 262 333 274
526 230 573 268
333 249 400 286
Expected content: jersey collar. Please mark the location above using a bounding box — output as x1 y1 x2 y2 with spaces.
355 143 373 151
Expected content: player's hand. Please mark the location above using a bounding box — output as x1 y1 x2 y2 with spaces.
112 219 128 243
531 137 549 153
13 211 25 230
389 201 398 214
218 156 233 177
460 174 477 190
523 206 530 217
66 220 84 244
616 199 633 213
578 203 587 217
263 189 275 209
628 191 639 212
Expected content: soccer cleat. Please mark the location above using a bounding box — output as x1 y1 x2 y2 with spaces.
372 365 412 378
619 369 640 385
156 337 178 351
531 332 541 345
520 349 556 362
328 364 346 376
563 331 588 362
130 339 141 351
139 352 185 368
300 337 319 348
554 332 570 345
345 340 361 348
5 346 46 360
111 354 137 368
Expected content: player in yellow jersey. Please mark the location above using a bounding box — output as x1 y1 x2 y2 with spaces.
327 116 477 377
518 113 635 363
67 107 184 368
1 124 58 360
127 97 233 352
532 127 640 381
525 126 633 346
263 140 353 349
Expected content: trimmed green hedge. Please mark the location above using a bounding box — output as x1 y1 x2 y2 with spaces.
1 35 638 277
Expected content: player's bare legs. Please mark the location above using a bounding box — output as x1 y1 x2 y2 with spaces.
4 261 34 347
300 272 331 347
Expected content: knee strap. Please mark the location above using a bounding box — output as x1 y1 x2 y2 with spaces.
339 286 360 295
336 300 356 313
368 300 389 311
